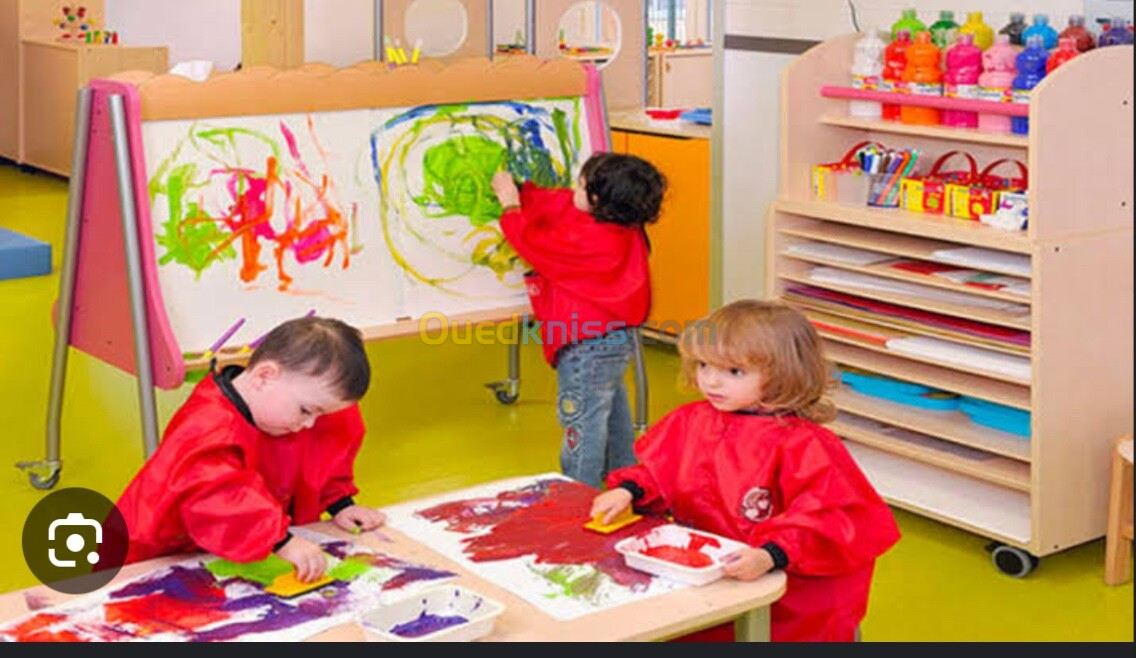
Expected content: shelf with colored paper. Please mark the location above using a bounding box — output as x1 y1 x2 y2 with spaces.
824 339 1030 410
779 271 1031 331
778 222 1032 279
834 386 1031 463
831 411 1030 491
819 115 1030 149
781 246 1029 304
782 285 1030 355
774 198 1031 253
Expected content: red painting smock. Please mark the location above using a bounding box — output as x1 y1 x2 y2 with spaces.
499 183 650 366
114 371 364 564
607 401 901 642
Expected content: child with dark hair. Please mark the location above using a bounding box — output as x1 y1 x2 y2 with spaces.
492 151 667 488
113 316 384 582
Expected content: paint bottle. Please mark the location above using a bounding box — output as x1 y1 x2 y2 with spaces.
1099 17 1135 46
1023 14 1059 50
958 12 995 50
850 28 887 119
929 10 960 50
1046 37 1080 74
880 29 911 121
900 31 942 126
1011 35 1049 135
1060 15 1095 52
891 8 926 41
977 35 1017 134
943 34 982 128
999 12 1028 46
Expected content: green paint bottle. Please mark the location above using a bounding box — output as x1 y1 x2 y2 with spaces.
929 10 960 50
890 8 926 42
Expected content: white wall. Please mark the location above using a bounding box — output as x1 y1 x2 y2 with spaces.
305 0 375 66
106 0 376 72
106 0 241 71
717 0 1087 303
493 0 527 46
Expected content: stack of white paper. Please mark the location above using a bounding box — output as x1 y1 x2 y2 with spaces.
886 335 1032 381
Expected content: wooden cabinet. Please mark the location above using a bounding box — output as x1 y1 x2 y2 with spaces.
647 48 712 109
769 34 1133 567
612 127 711 336
0 0 167 176
21 39 168 176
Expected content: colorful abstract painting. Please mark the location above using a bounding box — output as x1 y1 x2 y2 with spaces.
141 97 593 354
382 474 686 621
0 532 455 642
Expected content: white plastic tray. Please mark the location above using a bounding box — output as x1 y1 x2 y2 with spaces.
360 585 505 642
614 524 749 586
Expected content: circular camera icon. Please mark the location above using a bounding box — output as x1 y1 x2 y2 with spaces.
22 488 129 594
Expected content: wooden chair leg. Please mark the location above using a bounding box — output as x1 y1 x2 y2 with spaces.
1104 445 1133 585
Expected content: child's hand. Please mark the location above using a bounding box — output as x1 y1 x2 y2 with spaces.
276 535 328 583
721 546 775 582
332 504 387 533
492 171 520 208
589 488 634 525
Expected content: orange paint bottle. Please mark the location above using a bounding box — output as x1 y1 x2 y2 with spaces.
900 31 943 126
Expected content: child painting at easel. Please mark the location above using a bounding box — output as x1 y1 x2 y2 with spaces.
492 153 667 489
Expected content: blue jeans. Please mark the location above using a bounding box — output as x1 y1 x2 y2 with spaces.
555 330 636 489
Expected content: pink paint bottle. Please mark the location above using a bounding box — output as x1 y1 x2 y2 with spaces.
943 33 983 128
977 35 1017 134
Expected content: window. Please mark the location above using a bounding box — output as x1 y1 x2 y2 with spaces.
648 0 712 45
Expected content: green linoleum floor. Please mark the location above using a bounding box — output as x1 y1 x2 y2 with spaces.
0 163 1131 640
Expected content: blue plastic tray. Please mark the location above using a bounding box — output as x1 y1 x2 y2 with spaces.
838 369 960 410
679 108 711 125
959 396 1030 438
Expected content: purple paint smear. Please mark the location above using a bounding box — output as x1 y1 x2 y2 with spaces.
388 611 469 639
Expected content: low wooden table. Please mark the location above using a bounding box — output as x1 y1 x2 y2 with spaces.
0 516 785 641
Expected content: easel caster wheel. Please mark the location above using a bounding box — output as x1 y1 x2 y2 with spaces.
29 469 61 490
494 389 519 405
987 542 1039 577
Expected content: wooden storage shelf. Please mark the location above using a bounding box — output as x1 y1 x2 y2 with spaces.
774 198 1032 253
778 273 1032 331
815 328 1031 387
786 296 1030 357
831 415 1030 492
826 340 1030 410
778 222 1032 279
834 386 1030 462
772 34 1133 559
844 442 1032 544
781 250 1030 304
819 115 1030 149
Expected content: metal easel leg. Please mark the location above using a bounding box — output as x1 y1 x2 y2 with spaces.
108 94 160 458
631 327 649 434
16 88 94 490
486 314 524 405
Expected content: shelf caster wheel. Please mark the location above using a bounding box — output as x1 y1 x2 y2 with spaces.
485 382 519 405
987 542 1039 578
30 470 61 490
16 461 62 490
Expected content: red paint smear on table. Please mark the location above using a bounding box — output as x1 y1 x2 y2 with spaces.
3 613 87 642
640 545 714 568
103 591 230 637
415 479 665 589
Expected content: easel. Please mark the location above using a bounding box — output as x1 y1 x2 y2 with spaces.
16 58 650 490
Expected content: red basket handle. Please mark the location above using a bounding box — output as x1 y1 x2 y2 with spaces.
833 140 886 168
979 159 1029 188
927 150 978 180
